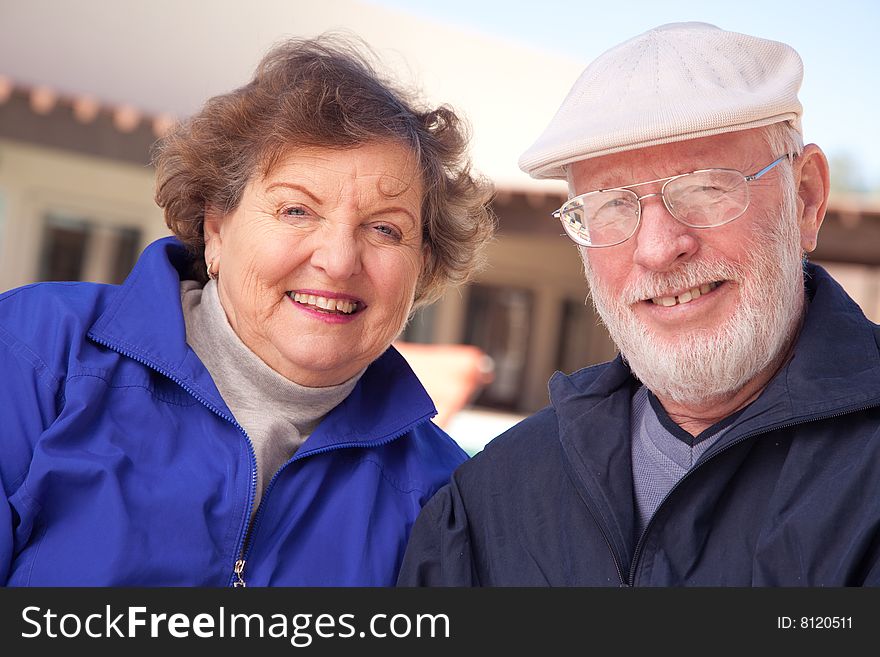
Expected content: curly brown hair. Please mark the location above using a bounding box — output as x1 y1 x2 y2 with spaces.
153 34 495 307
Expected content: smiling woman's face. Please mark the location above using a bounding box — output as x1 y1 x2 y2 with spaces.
203 142 424 387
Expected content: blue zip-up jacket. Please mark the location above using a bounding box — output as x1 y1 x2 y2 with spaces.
399 264 880 586
0 237 468 586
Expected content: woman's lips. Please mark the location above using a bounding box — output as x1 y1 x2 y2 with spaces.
286 291 366 317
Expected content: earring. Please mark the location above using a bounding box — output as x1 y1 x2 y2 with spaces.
206 258 218 281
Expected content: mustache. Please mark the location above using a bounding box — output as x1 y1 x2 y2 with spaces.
615 259 747 304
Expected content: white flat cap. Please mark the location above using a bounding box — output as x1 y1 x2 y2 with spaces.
519 22 803 179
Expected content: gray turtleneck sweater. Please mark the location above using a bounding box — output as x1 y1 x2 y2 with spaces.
180 280 362 515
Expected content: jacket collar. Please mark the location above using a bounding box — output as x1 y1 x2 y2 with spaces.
759 264 880 420
88 237 436 448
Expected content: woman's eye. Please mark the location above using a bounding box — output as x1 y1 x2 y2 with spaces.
278 205 314 224
373 223 402 241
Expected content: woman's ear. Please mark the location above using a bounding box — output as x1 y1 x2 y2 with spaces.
794 144 830 253
203 204 223 259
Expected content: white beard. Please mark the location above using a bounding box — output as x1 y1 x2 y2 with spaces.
582 209 806 406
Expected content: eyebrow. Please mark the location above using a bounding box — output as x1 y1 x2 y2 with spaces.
265 182 420 225
265 182 322 205
366 205 420 227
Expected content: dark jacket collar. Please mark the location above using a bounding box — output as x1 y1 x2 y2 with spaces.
88 237 437 448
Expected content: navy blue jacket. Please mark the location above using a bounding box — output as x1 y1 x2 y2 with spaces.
0 237 467 586
398 264 880 586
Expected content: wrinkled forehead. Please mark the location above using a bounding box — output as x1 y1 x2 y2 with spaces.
260 142 423 196
565 128 773 195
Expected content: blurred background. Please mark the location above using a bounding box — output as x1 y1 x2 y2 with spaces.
1 0 878 454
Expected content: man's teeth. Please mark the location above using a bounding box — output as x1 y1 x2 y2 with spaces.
651 282 719 307
290 292 358 314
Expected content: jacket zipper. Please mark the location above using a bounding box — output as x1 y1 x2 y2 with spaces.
233 559 247 587
233 412 436 585
624 400 880 586
88 335 260 587
560 455 628 585
91 333 436 586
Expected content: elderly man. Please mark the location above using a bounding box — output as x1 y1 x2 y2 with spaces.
398 22 880 586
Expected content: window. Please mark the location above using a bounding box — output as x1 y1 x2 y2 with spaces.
400 302 437 344
464 284 533 411
556 298 618 374
38 216 89 281
38 213 141 284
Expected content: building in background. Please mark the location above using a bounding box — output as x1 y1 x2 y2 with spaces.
2 1 879 452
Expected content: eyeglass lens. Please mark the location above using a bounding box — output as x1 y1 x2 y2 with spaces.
560 169 750 247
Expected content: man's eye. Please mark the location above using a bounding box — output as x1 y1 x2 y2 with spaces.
595 197 634 215
682 184 728 196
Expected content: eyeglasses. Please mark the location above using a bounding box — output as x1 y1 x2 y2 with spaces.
551 154 791 248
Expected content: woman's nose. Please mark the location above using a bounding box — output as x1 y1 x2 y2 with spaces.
631 195 699 272
309 224 364 280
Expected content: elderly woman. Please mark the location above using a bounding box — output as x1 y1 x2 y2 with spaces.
0 37 494 586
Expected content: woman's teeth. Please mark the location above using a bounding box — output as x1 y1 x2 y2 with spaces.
290 292 358 314
651 282 719 307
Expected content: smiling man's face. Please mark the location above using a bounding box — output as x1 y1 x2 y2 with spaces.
570 128 808 406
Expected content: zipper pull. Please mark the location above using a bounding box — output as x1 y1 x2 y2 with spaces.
233 559 247 587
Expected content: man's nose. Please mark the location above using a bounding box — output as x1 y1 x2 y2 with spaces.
630 194 699 272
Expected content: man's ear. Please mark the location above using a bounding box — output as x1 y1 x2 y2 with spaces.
794 144 830 253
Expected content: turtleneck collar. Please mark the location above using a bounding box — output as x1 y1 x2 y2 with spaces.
181 279 363 507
